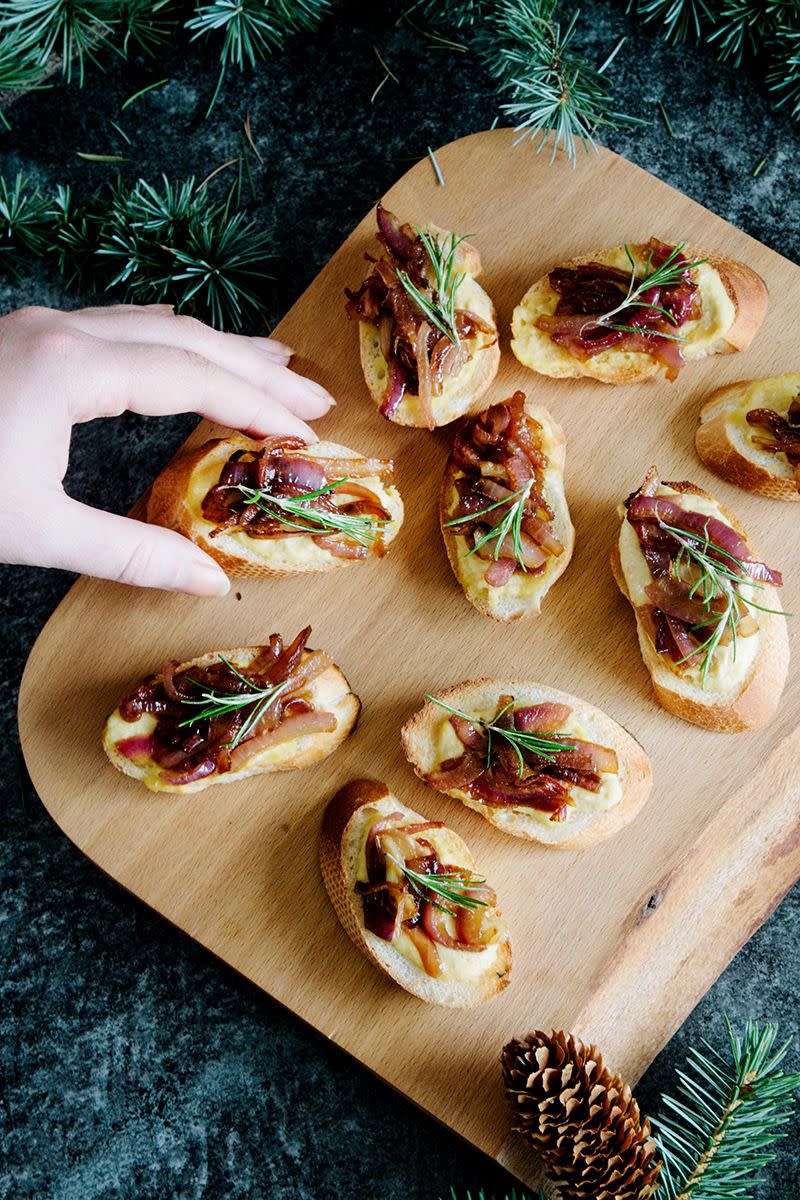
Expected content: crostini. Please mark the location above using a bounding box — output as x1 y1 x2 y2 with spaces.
696 373 800 501
320 778 511 1007
345 204 500 428
401 683 652 848
612 469 789 732
440 390 575 620
103 627 359 793
511 238 768 384
147 435 404 577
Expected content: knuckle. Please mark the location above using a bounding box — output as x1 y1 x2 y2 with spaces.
115 537 162 587
25 324 86 364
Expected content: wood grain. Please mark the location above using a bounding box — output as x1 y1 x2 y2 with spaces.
18 130 800 1191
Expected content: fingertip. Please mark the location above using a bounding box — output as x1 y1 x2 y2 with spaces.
252 337 294 363
244 411 318 443
180 560 231 597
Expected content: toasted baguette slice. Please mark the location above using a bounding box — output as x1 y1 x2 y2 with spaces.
440 395 575 621
104 644 360 794
611 472 789 732
696 374 800 502
320 778 512 1006
511 242 768 384
357 224 500 427
401 682 652 848
147 436 404 579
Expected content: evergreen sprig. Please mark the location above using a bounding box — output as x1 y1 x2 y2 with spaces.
442 1190 540 1200
0 173 53 282
98 176 274 328
0 173 275 332
481 0 642 165
186 0 330 113
0 0 328 116
627 0 800 122
654 1019 800 1199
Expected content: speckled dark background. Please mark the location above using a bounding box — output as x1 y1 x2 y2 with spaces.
2 3 799 1197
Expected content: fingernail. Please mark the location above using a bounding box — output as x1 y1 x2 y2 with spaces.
305 380 336 407
252 337 294 356
185 562 230 597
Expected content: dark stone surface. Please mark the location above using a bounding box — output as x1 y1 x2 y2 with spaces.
2 3 799 1197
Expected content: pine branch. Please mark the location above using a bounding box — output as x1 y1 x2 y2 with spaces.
0 0 119 85
416 0 493 26
0 172 275 332
627 0 800 124
185 0 331 114
442 1190 541 1200
626 0 712 45
653 1018 800 1200
0 173 54 284
98 176 275 329
481 0 642 166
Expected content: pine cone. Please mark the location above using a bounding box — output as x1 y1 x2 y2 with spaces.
501 1029 661 1200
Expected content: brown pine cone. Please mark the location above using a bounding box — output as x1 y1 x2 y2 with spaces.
501 1029 661 1200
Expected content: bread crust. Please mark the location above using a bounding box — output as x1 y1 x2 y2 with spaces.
511 243 769 385
356 226 500 428
401 681 653 848
103 645 360 794
439 398 575 621
147 436 404 579
611 478 790 732
319 779 512 1007
695 377 800 502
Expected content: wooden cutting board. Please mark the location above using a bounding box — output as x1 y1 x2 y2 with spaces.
18 130 800 1191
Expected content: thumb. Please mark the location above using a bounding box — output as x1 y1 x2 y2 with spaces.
40 496 230 595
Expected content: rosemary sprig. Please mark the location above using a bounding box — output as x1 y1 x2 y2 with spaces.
444 481 534 569
236 478 389 546
425 694 574 780
387 855 490 913
396 228 472 346
591 241 707 336
178 657 290 750
660 519 785 689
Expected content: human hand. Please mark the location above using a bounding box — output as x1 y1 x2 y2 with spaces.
0 304 334 595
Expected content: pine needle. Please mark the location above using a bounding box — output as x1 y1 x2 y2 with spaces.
428 145 446 186
120 75 167 109
76 151 128 161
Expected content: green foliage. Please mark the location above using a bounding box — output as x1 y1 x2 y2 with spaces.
654 1019 800 1200
98 177 275 329
0 173 275 332
627 0 800 120
0 0 329 115
626 0 712 44
0 174 53 282
0 0 119 84
442 1190 540 1200
186 0 330 113
482 0 641 165
416 0 494 25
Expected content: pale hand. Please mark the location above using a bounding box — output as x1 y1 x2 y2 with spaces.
0 304 334 595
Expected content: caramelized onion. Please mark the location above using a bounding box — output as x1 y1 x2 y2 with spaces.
484 558 518 588
159 758 217 786
229 709 336 770
404 924 442 977
421 902 489 952
117 734 156 760
416 320 435 431
513 703 572 732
